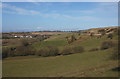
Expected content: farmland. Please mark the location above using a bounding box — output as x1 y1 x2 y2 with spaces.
2 27 119 77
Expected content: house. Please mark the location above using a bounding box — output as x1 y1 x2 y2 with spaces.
29 36 32 38
14 36 18 38
20 36 24 38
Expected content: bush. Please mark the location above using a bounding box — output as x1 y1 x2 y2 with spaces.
107 33 113 39
15 46 31 56
21 39 29 47
2 46 35 58
61 46 84 55
2 47 9 58
47 45 59 56
101 41 115 50
37 48 49 57
89 48 99 52
2 47 15 58
61 47 73 55
37 45 59 57
72 46 84 53
66 35 76 44
90 33 94 37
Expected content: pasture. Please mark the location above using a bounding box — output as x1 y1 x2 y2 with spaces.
2 27 119 77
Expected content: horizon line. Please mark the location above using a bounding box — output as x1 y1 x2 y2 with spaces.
2 26 119 33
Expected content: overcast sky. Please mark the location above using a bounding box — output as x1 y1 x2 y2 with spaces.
2 2 118 32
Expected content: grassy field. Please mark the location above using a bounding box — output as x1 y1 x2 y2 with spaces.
2 29 119 77
3 49 118 77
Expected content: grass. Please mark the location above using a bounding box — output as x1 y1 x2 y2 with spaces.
2 30 118 77
32 33 71 51
3 49 118 77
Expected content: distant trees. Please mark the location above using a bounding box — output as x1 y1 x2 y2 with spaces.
98 29 105 36
98 29 105 33
66 35 76 44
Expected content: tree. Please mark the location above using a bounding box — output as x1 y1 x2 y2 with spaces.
36 45 59 57
71 35 76 42
90 33 94 37
21 39 29 47
66 35 76 44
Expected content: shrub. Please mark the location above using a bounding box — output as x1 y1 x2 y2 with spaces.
66 35 76 44
37 45 59 57
15 46 31 56
2 47 9 58
113 28 118 34
2 46 35 58
98 29 105 36
61 45 84 55
107 33 113 39
29 49 35 55
47 45 59 56
101 41 115 50
61 47 73 55
35 50 41 56
38 48 49 57
72 46 84 53
2 47 15 58
78 33 81 36
21 39 29 47
90 33 94 37
8 47 15 57
89 48 99 52
98 29 105 33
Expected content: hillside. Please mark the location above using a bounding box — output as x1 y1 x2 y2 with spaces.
2 26 119 77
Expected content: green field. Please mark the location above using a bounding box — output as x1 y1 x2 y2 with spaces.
2 30 118 77
3 50 118 77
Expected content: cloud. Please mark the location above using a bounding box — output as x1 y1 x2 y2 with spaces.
2 3 117 23
36 27 43 29
2 3 40 15
67 2 117 15
33 2 40 5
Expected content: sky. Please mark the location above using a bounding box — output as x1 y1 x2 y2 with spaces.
2 2 118 32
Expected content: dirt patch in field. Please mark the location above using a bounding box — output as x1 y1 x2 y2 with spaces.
32 32 68 35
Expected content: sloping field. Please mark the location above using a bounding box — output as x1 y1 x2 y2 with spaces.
3 49 118 77
2 28 118 77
